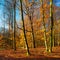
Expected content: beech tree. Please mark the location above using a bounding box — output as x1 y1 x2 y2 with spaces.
49 0 53 52
40 0 48 52
20 0 30 55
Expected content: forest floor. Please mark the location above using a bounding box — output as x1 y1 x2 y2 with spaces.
0 47 60 60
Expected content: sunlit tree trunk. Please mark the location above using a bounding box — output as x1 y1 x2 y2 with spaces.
49 0 53 52
41 0 48 52
20 0 30 55
52 30 55 47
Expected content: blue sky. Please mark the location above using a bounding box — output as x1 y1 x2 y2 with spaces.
0 0 60 28
54 0 60 6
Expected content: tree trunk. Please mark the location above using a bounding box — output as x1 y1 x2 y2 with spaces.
25 0 36 48
41 0 48 52
13 0 16 50
20 0 30 55
29 15 35 48
49 0 53 52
